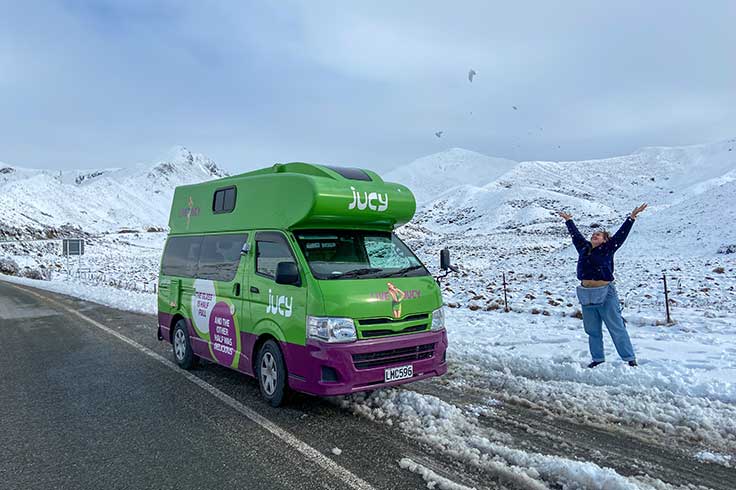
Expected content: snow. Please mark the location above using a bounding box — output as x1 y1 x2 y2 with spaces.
442 307 736 453
0 273 156 315
331 447 343 456
383 148 517 205
345 390 672 490
694 450 733 467
398 458 476 490
0 146 227 238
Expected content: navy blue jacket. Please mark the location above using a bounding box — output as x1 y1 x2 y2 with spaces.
566 217 634 281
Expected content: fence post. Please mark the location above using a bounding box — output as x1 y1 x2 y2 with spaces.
502 272 510 312
662 272 672 325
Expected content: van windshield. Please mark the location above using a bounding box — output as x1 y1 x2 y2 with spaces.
294 230 430 280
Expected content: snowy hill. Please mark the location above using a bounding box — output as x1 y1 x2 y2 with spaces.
407 138 736 256
383 148 517 205
0 147 228 239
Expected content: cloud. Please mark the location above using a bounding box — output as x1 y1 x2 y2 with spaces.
0 1 734 172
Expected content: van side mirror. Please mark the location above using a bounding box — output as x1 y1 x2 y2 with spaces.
440 248 458 272
275 262 300 285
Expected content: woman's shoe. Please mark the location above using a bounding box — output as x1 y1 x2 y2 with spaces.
628 360 638 367
587 361 605 368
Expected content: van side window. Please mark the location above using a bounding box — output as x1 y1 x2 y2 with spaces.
161 236 203 278
213 186 237 214
255 232 296 280
198 234 248 281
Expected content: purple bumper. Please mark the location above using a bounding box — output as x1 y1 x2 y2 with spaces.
282 329 448 397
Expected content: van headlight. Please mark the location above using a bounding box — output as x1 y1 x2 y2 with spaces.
431 307 445 331
307 316 357 343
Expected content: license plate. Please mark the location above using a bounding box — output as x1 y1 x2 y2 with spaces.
384 364 413 383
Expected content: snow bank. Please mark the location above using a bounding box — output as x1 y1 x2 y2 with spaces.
0 274 156 315
444 306 736 451
694 450 733 467
345 390 674 490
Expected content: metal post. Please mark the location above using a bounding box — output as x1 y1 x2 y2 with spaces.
502 272 510 312
662 272 672 324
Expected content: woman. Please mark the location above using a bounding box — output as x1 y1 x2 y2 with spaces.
387 282 406 319
558 204 647 368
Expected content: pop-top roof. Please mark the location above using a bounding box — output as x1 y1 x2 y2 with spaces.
168 162 416 235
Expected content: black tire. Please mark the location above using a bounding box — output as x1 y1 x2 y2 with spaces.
172 319 196 370
256 340 288 407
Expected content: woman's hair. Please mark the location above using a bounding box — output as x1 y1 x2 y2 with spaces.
593 230 610 242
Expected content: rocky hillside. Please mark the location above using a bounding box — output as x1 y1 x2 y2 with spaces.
0 147 228 239
405 138 736 257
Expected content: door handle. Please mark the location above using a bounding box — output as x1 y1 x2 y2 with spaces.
250 286 260 294
233 283 241 297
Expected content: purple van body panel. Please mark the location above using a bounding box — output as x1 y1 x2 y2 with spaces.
158 312 447 397
279 329 448 396
158 312 173 343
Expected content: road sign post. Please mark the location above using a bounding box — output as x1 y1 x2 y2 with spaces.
62 239 85 276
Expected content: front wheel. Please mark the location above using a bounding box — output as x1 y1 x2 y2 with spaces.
257 340 288 407
172 319 196 370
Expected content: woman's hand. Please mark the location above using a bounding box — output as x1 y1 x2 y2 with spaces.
630 203 648 220
558 211 572 221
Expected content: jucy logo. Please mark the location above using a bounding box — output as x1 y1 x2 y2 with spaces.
179 196 200 229
266 289 293 318
370 282 421 319
348 187 389 212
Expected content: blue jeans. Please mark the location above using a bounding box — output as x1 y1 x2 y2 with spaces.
579 284 636 362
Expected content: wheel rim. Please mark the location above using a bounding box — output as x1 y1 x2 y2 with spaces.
174 329 186 361
260 352 277 396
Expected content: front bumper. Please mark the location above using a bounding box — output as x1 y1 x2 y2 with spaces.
282 329 448 397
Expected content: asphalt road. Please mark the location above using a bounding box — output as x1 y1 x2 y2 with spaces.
0 281 477 490
2 280 734 490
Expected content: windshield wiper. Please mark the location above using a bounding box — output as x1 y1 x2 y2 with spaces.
329 267 383 279
384 265 425 277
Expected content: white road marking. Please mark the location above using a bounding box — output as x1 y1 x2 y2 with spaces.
13 284 376 490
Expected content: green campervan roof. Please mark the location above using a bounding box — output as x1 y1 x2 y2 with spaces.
167 163 417 235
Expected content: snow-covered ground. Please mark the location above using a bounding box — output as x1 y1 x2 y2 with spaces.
2 139 735 486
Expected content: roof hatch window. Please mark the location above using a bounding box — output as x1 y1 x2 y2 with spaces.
324 166 372 181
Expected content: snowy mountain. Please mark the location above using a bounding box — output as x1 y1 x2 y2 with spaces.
383 148 517 205
2 139 734 254
0 147 228 239
407 138 736 256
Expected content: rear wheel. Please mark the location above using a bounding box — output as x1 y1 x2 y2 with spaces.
172 319 196 370
257 340 288 407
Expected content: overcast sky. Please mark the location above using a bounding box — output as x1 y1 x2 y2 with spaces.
2 1 735 173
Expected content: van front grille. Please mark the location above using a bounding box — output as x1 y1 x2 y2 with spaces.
358 313 428 326
361 324 428 338
352 343 435 370
357 313 430 338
